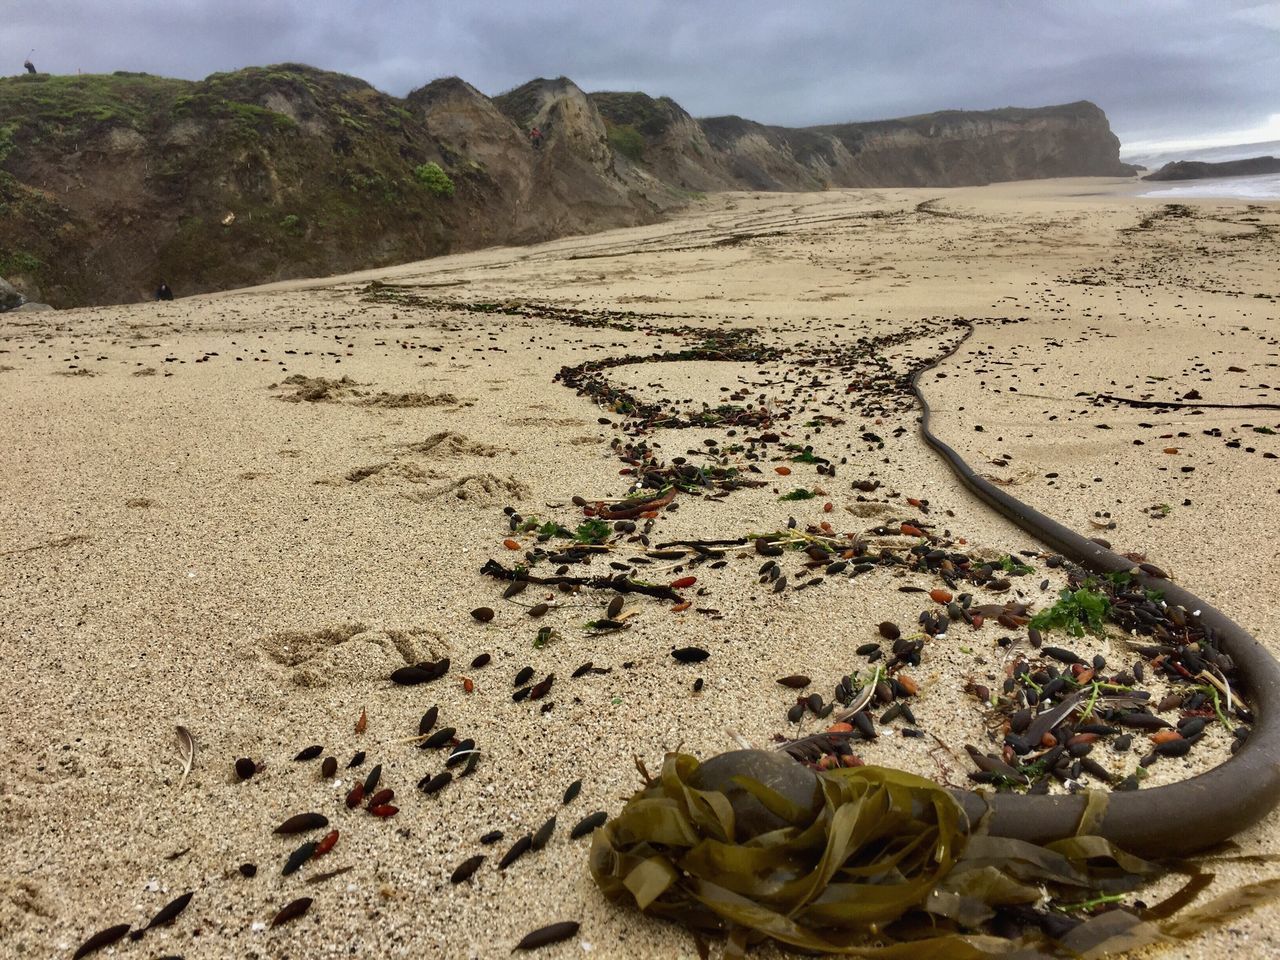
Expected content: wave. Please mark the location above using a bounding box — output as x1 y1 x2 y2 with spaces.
1139 171 1280 200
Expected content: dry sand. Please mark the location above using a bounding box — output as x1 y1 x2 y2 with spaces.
1 178 1277 958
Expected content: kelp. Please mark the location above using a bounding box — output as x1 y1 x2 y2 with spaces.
589 751 1280 957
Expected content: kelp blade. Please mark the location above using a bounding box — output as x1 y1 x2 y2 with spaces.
589 751 1280 957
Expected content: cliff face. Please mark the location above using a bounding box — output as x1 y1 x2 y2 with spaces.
589 92 737 196
688 101 1134 190
492 78 657 225
1 67 465 305
0 66 1134 307
1142 156 1280 181
806 102 1135 186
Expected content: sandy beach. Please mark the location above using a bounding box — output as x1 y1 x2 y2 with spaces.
2 178 1277 958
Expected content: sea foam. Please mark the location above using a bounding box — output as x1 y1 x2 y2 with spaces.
1140 172 1280 201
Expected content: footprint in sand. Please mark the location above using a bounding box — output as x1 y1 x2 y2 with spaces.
257 623 450 688
401 473 532 506
361 391 473 409
320 432 516 498
9 736 89 787
0 876 58 929
321 461 446 485
272 374 363 402
270 376 472 408
399 430 504 458
508 416 589 428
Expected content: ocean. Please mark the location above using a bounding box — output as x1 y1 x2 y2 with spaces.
1139 172 1280 201
1123 138 1280 200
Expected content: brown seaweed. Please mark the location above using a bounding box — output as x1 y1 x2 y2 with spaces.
514 921 580 951
451 854 486 884
500 834 533 869
587 751 1280 957
143 891 193 931
73 924 131 959
531 815 557 850
563 779 582 805
275 813 329 835
270 897 313 928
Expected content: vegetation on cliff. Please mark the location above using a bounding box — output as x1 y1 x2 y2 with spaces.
0 65 1133 307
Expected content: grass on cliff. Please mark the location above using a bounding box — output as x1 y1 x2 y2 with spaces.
605 123 645 162
590 92 675 138
0 72 187 145
0 65 399 155
0 64 471 304
492 80 549 128
0 123 17 163
171 92 296 138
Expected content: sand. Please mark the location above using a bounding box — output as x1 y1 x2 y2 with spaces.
1 178 1277 959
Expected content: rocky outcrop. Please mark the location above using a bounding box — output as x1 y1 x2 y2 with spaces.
0 276 24 312
0 66 1134 307
491 78 657 227
1143 156 1280 181
588 92 735 199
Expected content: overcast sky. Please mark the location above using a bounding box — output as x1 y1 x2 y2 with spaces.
5 0 1278 151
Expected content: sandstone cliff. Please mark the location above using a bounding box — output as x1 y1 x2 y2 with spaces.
0 66 1134 307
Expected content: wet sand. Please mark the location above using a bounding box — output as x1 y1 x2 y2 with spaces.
1 178 1277 958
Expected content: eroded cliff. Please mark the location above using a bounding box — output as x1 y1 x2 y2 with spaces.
0 66 1134 306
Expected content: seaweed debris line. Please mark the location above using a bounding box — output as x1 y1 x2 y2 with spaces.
448 299 1280 957
49 231 1280 960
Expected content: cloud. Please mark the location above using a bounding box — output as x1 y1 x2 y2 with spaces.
3 0 1276 148
1124 113 1280 156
